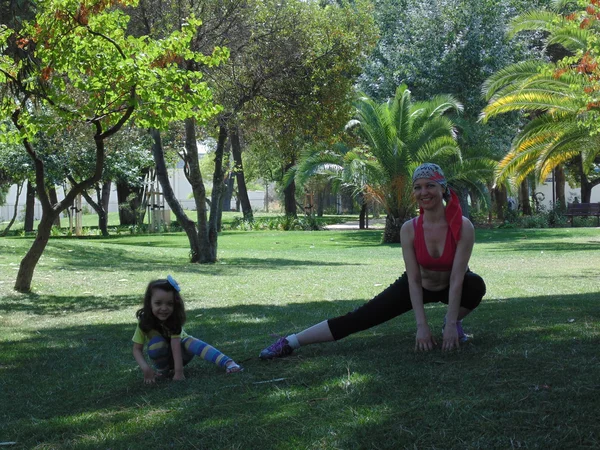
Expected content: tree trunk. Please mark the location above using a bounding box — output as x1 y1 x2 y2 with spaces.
283 159 297 217
383 215 401 244
183 118 214 262
577 155 593 203
15 212 59 291
1 180 24 236
48 186 61 228
221 171 235 212
116 181 137 226
359 200 367 230
208 122 228 254
264 181 269 212
283 180 297 217
151 127 204 262
317 189 324 217
230 125 253 221
24 181 35 232
102 181 111 216
554 165 566 211
493 185 507 221
80 186 109 237
520 180 531 215
116 179 147 226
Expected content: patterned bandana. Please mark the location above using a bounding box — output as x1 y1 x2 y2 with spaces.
412 163 463 241
412 163 447 189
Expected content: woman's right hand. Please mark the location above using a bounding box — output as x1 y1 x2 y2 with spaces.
415 323 437 351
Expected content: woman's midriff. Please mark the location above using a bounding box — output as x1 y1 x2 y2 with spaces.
420 268 451 291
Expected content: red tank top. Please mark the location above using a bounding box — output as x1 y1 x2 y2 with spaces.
412 215 457 272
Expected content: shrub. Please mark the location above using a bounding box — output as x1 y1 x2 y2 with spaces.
519 214 549 228
227 215 325 231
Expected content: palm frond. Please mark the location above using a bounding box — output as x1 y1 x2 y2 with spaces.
508 11 564 37
389 85 412 143
416 136 461 162
546 29 590 52
481 92 580 121
481 60 550 100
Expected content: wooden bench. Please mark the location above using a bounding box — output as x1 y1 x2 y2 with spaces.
566 202 600 226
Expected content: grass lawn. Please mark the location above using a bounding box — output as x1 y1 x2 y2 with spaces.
0 227 599 449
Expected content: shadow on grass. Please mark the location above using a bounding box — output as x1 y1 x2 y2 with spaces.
481 240 600 253
0 293 141 315
2 292 599 448
6 240 366 275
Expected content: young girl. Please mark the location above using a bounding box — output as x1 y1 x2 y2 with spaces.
132 276 242 383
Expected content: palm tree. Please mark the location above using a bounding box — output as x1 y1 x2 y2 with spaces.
350 85 463 242
480 2 600 203
285 142 384 228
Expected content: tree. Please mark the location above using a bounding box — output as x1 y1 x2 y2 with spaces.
286 142 382 227
127 0 376 254
77 126 153 235
480 1 600 203
0 0 226 292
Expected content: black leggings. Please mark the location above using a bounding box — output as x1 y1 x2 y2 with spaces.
327 271 486 341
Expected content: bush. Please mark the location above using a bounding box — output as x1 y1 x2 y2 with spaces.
519 214 549 228
498 202 569 229
469 210 489 226
227 215 325 231
572 216 597 227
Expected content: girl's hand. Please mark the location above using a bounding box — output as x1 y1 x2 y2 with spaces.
142 367 158 384
442 324 459 352
172 371 185 381
415 324 437 352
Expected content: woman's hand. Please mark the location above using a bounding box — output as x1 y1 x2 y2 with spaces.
415 324 437 351
442 323 459 352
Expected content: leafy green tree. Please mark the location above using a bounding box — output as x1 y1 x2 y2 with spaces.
0 0 226 292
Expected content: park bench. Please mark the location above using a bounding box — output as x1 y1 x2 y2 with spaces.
565 202 600 226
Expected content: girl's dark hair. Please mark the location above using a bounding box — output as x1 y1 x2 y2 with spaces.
135 279 187 337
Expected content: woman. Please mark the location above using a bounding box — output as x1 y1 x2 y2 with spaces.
259 163 486 358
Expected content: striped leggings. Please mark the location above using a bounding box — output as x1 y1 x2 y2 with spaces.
147 335 232 372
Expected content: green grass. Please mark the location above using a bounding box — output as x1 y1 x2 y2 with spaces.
1 227 599 449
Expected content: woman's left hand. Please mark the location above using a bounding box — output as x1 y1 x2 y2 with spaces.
442 325 459 352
